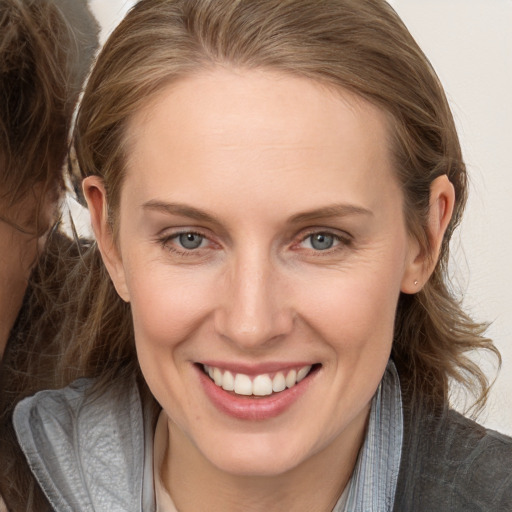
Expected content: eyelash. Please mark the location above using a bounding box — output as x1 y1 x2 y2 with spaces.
156 228 352 257
158 230 212 256
295 230 352 254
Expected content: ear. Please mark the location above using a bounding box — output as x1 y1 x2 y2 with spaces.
83 176 130 302
401 175 455 294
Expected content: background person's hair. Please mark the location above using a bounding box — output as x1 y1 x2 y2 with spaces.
0 1 99 509
63 0 498 413
0 0 97 235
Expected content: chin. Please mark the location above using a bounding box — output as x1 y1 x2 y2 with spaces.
199 433 314 478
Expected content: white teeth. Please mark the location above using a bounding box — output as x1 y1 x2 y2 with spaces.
253 374 273 396
213 367 223 386
297 365 312 382
272 372 286 392
204 364 313 396
285 369 297 388
234 373 253 395
222 371 234 391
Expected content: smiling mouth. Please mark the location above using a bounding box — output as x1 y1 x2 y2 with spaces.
201 364 318 397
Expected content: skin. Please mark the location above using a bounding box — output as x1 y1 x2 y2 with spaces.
86 69 454 512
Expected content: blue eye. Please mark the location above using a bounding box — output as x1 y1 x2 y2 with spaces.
178 232 204 249
309 233 335 250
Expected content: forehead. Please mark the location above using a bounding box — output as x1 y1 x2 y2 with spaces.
128 68 391 148
122 68 398 213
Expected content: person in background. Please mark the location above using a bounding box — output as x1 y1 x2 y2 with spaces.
12 0 512 510
0 0 98 510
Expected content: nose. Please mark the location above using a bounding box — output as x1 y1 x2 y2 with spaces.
214 249 293 350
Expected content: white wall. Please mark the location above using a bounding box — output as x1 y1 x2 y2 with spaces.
88 0 137 44
83 0 512 434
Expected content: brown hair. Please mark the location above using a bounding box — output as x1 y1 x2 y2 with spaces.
0 232 86 510
64 0 498 413
0 0 97 235
0 1 99 509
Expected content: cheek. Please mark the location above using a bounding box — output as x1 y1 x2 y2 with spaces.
297 266 402 346
125 259 216 349
124 264 212 410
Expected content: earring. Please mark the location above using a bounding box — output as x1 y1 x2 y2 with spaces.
414 280 419 286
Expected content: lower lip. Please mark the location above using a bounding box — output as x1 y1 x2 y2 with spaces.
197 366 315 421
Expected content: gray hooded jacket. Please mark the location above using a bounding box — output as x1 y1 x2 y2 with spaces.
13 379 156 512
13 374 512 511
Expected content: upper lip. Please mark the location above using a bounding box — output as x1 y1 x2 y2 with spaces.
198 361 317 376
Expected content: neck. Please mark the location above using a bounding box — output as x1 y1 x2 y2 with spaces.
163 407 368 512
0 222 37 359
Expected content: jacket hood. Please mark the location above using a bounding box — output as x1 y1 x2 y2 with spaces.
13 378 155 512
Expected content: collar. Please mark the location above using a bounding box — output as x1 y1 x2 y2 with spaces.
334 360 403 511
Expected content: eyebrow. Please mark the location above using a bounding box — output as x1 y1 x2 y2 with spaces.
142 200 220 225
289 204 373 224
142 200 373 225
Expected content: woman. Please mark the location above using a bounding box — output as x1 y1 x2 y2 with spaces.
0 0 98 510
13 0 512 510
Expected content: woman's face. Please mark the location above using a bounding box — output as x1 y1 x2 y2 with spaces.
94 69 421 476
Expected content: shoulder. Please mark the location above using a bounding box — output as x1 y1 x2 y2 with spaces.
14 377 144 449
14 376 142 434
395 401 512 511
432 410 512 506
438 409 512 466
13 377 149 512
